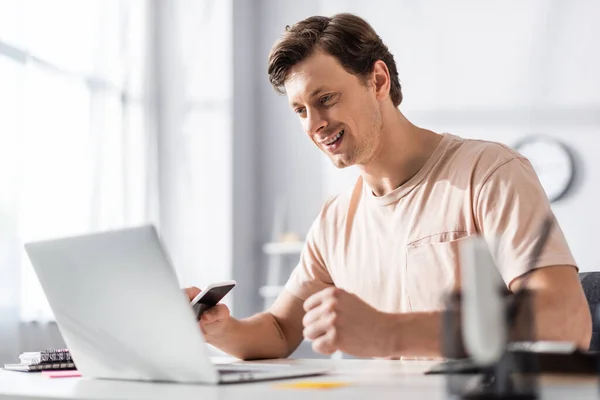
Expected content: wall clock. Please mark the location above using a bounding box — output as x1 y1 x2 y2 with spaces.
513 135 576 203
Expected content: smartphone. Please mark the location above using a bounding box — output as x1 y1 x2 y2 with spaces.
190 280 236 321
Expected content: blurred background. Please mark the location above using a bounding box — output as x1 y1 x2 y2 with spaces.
0 0 599 362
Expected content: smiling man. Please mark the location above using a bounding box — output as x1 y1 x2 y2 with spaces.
186 13 591 360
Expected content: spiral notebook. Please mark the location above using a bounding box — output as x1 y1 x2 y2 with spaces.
3 349 76 372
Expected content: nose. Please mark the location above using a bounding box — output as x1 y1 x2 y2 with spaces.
305 109 327 136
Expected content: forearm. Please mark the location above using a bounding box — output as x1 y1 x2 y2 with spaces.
524 288 591 349
385 311 444 358
383 288 592 359
510 266 592 350
205 312 293 360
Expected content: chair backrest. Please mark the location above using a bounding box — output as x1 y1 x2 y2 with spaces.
579 272 600 351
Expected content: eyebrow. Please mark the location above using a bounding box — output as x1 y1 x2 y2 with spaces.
309 86 330 98
290 86 331 108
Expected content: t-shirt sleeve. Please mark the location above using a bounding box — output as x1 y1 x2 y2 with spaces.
284 210 334 301
474 156 577 288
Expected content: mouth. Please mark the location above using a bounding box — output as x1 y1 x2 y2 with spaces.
322 129 345 151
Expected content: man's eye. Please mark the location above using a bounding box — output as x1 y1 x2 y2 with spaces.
320 95 332 104
295 108 306 115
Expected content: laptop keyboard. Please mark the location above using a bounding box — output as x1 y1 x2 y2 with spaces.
218 369 250 375
218 368 267 375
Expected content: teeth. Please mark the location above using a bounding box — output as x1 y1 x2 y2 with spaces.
325 130 344 145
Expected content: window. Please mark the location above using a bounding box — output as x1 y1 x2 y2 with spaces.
0 0 157 321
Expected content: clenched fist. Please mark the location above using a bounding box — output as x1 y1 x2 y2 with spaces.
302 287 394 357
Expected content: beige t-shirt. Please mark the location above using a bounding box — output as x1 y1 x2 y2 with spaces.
285 133 576 313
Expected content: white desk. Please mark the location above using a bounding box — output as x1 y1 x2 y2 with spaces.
0 358 598 399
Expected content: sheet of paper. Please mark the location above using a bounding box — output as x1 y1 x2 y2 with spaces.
274 381 351 390
42 370 82 378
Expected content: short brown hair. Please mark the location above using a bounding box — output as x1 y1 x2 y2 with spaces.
268 13 402 107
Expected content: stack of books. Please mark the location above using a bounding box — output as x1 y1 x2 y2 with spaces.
3 349 76 372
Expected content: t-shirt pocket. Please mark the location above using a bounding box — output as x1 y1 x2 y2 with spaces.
405 232 473 312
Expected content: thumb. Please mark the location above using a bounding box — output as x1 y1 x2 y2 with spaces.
201 304 230 324
184 286 201 301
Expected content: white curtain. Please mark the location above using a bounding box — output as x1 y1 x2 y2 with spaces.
155 0 234 289
0 0 158 323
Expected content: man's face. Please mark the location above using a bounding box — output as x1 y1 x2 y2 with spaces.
284 50 383 168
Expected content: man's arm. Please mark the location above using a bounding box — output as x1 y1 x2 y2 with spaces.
302 265 591 358
383 265 592 357
508 265 591 349
202 205 333 360
203 290 306 360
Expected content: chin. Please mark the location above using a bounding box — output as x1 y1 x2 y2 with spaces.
329 155 354 169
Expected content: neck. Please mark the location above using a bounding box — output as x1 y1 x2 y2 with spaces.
358 107 443 197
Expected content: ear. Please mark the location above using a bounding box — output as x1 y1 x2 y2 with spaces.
371 60 391 102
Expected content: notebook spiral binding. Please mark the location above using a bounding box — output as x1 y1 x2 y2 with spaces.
39 349 73 364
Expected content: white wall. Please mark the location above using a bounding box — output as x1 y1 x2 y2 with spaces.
231 0 260 318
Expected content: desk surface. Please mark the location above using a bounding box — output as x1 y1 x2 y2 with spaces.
1 358 598 400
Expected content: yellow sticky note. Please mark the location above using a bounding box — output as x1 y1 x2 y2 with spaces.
274 381 351 390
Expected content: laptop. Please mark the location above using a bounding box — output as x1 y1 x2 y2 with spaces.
24 225 328 384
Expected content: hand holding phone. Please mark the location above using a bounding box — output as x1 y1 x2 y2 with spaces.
190 280 236 321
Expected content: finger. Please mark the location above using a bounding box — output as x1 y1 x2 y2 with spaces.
302 308 322 327
184 286 201 301
302 299 335 326
312 329 338 355
201 304 230 324
303 315 333 340
303 286 340 312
